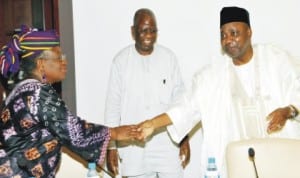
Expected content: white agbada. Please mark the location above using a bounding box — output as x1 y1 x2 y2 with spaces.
104 44 185 176
166 44 300 177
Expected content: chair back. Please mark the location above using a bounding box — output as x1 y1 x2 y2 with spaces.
226 138 300 178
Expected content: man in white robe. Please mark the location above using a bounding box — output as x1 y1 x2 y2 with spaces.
137 6 300 178
104 8 190 178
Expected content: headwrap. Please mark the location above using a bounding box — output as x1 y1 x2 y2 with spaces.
0 25 60 78
220 6 250 27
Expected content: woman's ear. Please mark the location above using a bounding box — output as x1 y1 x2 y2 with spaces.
36 58 45 72
36 58 43 67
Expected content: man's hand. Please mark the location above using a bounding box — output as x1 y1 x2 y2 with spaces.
267 106 291 133
106 149 119 176
179 136 190 168
136 120 155 141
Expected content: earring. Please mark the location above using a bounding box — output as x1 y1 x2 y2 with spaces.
42 73 47 83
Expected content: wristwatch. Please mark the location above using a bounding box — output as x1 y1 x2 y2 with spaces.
288 105 299 119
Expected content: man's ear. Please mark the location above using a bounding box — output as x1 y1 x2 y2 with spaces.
247 28 252 38
131 26 136 40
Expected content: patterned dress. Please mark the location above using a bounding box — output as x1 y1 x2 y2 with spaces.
0 79 110 178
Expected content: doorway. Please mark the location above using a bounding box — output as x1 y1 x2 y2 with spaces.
0 0 60 103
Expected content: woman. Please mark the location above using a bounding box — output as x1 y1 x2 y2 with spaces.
0 25 138 177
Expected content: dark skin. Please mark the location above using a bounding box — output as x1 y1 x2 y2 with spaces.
220 22 295 133
33 47 140 142
131 9 157 55
106 9 190 176
220 22 253 65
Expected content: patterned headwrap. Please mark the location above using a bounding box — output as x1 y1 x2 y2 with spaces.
0 25 60 78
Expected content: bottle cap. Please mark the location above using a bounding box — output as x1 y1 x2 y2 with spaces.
208 157 215 164
88 162 96 169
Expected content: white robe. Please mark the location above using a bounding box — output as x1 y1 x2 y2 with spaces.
104 44 185 176
166 44 300 177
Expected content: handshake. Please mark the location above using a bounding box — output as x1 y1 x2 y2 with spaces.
111 119 156 141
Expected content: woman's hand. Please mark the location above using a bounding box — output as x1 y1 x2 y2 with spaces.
110 125 140 141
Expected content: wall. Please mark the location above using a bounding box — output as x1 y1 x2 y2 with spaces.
57 0 300 177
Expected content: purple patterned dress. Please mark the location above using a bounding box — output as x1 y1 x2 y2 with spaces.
0 79 110 178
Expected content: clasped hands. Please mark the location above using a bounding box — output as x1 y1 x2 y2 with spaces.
114 119 155 141
109 119 190 176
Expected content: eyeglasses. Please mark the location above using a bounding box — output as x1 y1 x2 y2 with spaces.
38 50 67 62
60 54 66 61
50 54 67 61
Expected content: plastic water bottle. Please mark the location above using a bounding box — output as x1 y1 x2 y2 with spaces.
204 157 220 178
86 162 99 178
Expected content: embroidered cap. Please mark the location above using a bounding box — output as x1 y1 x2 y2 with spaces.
220 6 251 27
